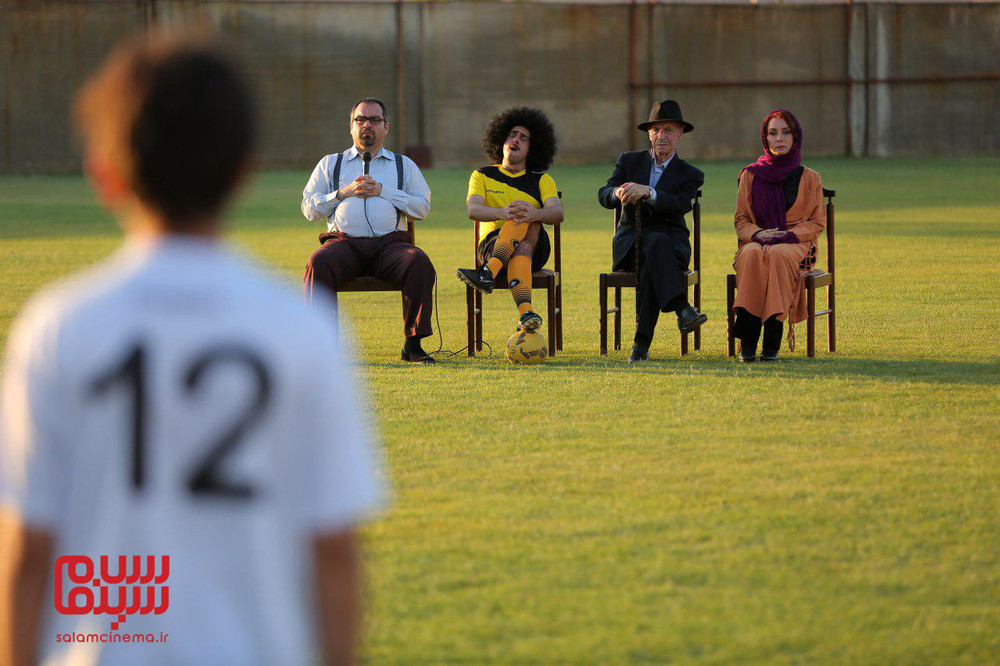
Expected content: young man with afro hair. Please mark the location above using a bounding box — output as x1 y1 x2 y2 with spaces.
457 106 563 332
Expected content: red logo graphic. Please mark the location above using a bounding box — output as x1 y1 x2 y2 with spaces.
54 556 169 630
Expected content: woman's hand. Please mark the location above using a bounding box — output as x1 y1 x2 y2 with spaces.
753 229 784 243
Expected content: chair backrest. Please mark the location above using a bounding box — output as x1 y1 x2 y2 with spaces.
611 190 702 274
473 191 562 274
823 188 835 275
406 218 415 245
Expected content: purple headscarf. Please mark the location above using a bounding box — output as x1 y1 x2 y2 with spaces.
742 109 803 230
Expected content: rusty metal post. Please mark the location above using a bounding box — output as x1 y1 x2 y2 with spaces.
863 3 871 157
628 0 637 151
139 0 158 31
845 0 853 156
395 0 406 154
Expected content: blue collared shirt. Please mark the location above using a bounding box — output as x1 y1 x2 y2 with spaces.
647 150 675 203
301 146 432 236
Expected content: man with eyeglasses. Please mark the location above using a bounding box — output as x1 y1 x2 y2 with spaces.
302 97 436 363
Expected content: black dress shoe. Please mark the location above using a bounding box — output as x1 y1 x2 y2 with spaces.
628 344 649 364
738 353 757 363
759 352 779 362
677 305 708 334
401 347 436 364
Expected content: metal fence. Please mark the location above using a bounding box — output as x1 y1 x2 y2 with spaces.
2 1 998 172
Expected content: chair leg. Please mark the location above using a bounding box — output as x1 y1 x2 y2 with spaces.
547 276 557 358
694 282 701 351
614 287 622 351
475 290 483 352
807 279 816 359
726 274 736 358
599 274 608 356
466 285 475 357
556 282 563 351
828 283 836 353
680 282 690 355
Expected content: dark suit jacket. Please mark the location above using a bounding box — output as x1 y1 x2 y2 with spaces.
597 150 705 272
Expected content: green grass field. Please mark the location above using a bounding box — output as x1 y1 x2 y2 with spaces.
2 157 999 663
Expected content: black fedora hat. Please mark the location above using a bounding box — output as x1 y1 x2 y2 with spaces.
637 99 694 133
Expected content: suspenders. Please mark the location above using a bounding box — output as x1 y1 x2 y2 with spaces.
329 151 405 226
331 152 342 191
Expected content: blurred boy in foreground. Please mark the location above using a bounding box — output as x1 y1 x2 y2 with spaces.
0 33 382 666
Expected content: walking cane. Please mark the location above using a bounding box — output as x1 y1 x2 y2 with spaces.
631 200 646 339
634 203 643 273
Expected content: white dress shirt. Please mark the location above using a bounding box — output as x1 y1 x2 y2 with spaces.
1 238 383 665
647 150 675 203
301 146 431 236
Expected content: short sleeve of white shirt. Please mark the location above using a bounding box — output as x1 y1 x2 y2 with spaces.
0 296 71 529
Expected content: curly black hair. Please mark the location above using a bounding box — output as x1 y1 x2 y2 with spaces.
481 106 558 172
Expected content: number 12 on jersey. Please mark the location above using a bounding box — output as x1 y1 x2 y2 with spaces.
89 343 272 499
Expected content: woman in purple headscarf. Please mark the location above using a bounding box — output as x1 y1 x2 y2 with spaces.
732 109 827 362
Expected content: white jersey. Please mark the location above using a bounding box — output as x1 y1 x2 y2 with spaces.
0 237 383 666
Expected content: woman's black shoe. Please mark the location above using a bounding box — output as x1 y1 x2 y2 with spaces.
761 318 783 361
737 332 759 364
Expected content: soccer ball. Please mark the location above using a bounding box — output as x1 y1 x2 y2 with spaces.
506 329 548 365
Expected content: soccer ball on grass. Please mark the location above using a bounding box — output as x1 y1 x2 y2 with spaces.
506 330 548 365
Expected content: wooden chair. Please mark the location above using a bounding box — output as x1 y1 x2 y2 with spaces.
329 218 414 324
726 188 836 358
599 190 703 355
465 200 563 357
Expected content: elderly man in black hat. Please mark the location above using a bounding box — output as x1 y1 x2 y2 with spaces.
598 99 707 363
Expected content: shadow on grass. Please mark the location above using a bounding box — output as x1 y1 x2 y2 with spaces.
361 355 1000 386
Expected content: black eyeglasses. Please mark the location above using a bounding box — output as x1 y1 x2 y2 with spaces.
353 116 385 127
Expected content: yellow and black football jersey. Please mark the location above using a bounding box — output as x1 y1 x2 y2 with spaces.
467 165 559 241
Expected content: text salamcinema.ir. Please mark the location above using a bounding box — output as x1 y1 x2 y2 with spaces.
57 631 169 644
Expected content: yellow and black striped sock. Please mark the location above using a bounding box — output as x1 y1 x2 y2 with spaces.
508 255 533 315
486 220 528 277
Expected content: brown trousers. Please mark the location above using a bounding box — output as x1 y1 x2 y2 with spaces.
303 230 435 339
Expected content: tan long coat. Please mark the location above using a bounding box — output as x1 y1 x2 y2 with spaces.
733 167 826 325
